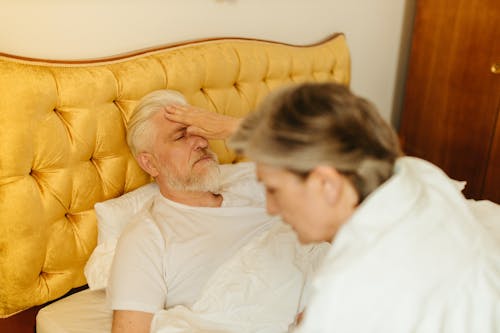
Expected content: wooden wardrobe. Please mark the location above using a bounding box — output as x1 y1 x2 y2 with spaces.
399 0 500 203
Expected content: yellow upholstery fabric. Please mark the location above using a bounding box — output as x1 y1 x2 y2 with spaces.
0 35 350 317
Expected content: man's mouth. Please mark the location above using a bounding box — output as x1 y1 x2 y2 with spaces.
194 154 215 165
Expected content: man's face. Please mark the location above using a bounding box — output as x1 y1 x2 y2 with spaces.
147 110 220 193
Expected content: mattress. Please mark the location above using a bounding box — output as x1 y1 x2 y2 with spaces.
36 289 111 333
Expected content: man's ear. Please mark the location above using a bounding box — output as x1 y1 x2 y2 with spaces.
309 166 343 205
136 152 159 178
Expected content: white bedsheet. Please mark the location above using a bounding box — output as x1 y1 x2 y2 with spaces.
36 289 111 333
36 221 328 333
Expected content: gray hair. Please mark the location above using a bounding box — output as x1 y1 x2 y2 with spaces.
229 82 402 201
127 89 187 158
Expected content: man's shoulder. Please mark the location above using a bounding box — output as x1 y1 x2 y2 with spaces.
119 199 163 242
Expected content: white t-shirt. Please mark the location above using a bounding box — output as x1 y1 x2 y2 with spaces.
107 164 277 313
295 157 500 333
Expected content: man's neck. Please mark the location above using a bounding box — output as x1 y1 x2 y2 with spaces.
159 187 223 207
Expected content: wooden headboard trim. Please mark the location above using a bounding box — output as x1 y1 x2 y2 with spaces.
0 33 344 66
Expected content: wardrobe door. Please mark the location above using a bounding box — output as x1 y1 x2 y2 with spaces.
483 109 500 203
400 0 500 201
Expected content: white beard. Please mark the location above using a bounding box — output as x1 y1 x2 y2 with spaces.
165 158 222 193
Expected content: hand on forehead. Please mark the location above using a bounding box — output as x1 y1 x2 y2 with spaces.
153 109 187 137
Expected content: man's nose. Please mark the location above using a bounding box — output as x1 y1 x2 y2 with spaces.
189 134 209 150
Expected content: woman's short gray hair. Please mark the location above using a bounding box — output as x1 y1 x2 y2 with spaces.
229 82 402 201
127 89 187 157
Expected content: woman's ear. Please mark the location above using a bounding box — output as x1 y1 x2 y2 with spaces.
137 152 160 178
310 166 343 204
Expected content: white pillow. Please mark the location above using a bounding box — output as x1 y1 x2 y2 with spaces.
85 182 159 290
84 238 119 290
85 162 258 290
95 182 159 245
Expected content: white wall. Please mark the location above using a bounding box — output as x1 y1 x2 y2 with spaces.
0 0 415 126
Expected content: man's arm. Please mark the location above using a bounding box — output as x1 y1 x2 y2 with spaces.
108 220 166 333
164 104 242 139
112 310 153 333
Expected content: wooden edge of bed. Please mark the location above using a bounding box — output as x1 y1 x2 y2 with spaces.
0 286 89 333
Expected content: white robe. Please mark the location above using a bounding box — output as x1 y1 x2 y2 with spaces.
295 157 500 333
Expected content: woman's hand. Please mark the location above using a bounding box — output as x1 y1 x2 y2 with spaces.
164 104 242 140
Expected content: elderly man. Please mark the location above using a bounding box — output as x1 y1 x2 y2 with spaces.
108 89 323 333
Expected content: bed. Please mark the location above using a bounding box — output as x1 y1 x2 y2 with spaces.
0 34 350 332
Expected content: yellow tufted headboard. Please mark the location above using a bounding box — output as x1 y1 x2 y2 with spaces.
0 34 350 317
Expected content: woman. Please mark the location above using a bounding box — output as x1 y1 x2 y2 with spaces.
165 82 500 333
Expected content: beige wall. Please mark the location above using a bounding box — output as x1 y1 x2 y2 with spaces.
0 0 415 126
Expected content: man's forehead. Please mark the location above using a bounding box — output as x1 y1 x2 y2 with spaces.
165 120 186 132
154 110 186 134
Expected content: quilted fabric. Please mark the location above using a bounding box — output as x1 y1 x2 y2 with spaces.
0 34 350 317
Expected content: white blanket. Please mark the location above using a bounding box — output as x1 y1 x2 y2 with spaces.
151 221 329 333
